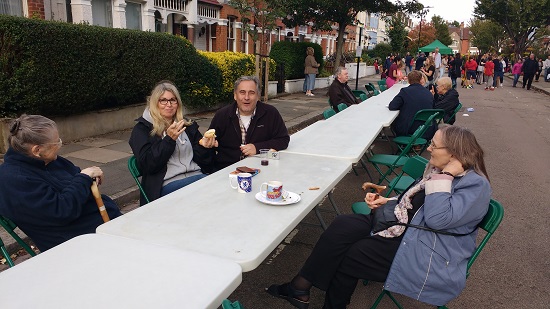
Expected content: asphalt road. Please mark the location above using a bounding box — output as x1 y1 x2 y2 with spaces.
226 85 550 308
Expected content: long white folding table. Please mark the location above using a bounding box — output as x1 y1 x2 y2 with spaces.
282 83 406 163
0 234 242 309
97 153 351 272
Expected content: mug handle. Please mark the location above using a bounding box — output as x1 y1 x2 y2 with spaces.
230 176 238 189
259 182 268 197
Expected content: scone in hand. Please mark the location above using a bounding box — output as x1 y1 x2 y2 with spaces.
199 129 217 147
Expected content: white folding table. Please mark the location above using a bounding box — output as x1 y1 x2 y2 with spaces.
97 153 351 272
0 234 242 309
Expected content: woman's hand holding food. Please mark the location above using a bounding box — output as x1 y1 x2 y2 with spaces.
199 129 218 148
365 193 389 210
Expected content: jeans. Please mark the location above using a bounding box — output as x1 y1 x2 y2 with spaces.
307 73 316 91
160 174 207 196
303 75 309 92
513 74 520 87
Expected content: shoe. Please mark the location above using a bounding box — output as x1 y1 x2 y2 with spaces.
266 283 310 309
485 87 489 90
490 87 494 91
309 93 315 96
513 85 516 87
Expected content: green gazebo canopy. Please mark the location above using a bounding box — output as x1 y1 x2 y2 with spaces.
418 40 453 55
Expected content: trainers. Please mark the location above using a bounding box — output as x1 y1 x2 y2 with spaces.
485 87 489 90
490 87 494 91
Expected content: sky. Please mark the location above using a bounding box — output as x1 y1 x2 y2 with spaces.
411 0 477 26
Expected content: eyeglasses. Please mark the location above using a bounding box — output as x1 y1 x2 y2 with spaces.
429 141 447 150
158 98 178 106
42 138 62 147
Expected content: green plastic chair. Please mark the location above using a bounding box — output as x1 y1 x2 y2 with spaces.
368 114 436 185
377 80 387 92
365 83 380 97
337 103 348 112
351 156 429 216
323 108 336 119
222 299 245 309
352 90 368 101
370 199 504 309
128 156 150 204
392 109 445 156
446 102 463 124
0 215 37 267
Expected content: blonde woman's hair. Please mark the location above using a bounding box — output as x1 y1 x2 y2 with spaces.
306 47 314 55
438 125 489 181
147 80 184 137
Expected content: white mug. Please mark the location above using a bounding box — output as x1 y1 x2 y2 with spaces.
228 173 238 189
230 173 253 193
259 181 285 202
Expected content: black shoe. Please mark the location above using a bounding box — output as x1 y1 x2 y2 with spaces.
266 283 310 309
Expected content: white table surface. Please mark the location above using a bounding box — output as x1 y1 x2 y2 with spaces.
98 153 351 272
0 234 242 309
358 83 406 126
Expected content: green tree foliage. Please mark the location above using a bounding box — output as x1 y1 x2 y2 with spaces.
432 15 453 46
469 18 506 54
267 0 422 71
371 42 393 61
387 14 408 55
408 21 436 52
450 21 460 27
474 0 550 59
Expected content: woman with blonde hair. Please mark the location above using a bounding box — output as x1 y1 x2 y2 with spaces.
129 81 213 205
304 47 320 96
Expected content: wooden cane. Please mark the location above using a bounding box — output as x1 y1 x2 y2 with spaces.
91 180 110 223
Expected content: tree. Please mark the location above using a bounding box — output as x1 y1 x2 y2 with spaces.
387 13 408 55
408 21 436 52
432 15 452 46
450 21 460 27
268 0 422 71
469 18 506 54
474 0 550 60
371 42 393 60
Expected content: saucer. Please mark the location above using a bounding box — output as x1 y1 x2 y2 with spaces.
255 191 301 206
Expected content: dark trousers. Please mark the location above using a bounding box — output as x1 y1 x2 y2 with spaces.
299 215 402 309
522 73 535 89
535 70 541 81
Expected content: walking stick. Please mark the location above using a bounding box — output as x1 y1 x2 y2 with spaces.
91 180 110 223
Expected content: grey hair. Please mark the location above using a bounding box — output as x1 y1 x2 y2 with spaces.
437 77 452 92
334 66 347 77
8 114 57 154
234 76 261 94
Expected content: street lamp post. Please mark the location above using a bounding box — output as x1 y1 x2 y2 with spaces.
417 6 433 53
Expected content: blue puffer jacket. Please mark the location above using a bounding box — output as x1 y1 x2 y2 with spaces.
384 170 491 306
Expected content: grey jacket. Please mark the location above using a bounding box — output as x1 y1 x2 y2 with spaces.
385 170 491 306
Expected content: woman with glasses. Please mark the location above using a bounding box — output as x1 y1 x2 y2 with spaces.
430 77 460 124
129 80 213 205
267 125 491 309
0 114 122 252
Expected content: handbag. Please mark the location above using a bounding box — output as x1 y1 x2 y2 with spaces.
371 200 476 236
477 65 484 72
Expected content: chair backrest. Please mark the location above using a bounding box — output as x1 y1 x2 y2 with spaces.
402 156 429 179
127 156 150 204
0 215 37 267
467 199 504 276
323 108 336 119
379 84 387 92
222 299 245 309
352 90 368 101
447 102 463 123
377 79 387 86
412 109 445 123
365 83 380 96
337 103 348 112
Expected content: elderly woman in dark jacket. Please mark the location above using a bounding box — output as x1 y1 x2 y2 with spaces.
129 81 214 205
431 77 460 124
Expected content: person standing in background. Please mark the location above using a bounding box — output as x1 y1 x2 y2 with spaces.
543 55 550 82
405 52 413 74
512 59 523 87
304 47 320 97
535 58 543 82
433 47 442 82
522 53 538 90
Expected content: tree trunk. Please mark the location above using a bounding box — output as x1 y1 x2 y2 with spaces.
334 24 347 73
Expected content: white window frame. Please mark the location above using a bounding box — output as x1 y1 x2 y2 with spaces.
240 21 248 53
124 1 142 30
227 16 236 52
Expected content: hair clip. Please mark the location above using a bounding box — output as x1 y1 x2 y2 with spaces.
9 119 21 134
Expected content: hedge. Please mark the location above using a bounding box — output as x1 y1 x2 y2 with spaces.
0 15 223 117
198 51 276 102
269 41 324 80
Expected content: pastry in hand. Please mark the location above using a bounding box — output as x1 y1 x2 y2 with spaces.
361 182 386 193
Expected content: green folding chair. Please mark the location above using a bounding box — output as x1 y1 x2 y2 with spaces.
337 103 348 112
365 83 380 97
352 90 368 101
323 108 336 119
128 156 150 204
370 199 504 309
0 215 37 267
392 109 445 156
222 299 245 309
368 114 436 185
446 102 463 124
351 156 428 216
377 80 387 92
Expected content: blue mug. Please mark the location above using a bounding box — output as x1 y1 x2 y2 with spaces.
230 173 252 193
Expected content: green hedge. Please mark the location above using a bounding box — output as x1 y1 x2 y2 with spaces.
0 15 223 117
269 41 324 80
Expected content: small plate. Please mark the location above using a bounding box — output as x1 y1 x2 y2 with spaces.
255 191 301 206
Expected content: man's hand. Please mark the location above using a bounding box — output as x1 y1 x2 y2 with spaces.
240 144 257 157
